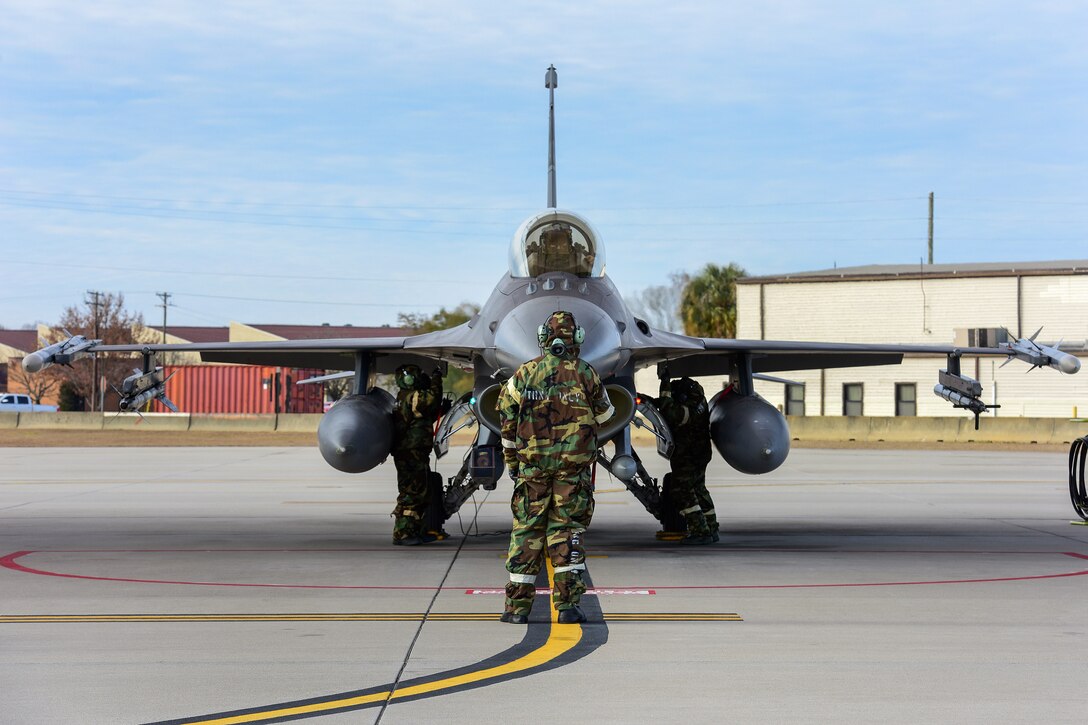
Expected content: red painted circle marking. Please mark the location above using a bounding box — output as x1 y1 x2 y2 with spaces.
3 549 1087 591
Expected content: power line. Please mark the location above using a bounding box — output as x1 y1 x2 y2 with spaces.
0 197 932 229
129 290 449 308
4 259 491 285
0 198 517 233
0 187 931 210
940 196 1088 206
167 303 229 325
4 188 1087 219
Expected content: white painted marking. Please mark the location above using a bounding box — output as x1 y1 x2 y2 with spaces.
465 588 655 595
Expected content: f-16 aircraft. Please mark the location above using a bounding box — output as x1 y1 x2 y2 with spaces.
22 66 1081 530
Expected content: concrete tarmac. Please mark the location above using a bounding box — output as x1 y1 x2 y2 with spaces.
1 445 1086 724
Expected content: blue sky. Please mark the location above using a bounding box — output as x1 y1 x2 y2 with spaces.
2 1 1086 329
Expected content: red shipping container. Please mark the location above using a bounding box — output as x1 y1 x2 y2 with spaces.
152 365 325 414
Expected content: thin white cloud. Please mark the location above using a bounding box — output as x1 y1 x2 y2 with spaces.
2 1 1087 327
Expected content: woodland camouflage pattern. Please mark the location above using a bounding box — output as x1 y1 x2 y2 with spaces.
391 366 442 540
503 466 593 614
498 311 612 614
655 377 716 537
498 312 612 476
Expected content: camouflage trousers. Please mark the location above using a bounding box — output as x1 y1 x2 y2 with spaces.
669 461 716 536
391 447 430 540
504 463 594 615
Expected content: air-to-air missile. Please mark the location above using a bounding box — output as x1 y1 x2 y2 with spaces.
999 328 1082 374
933 352 991 427
20 334 100 373
118 367 178 413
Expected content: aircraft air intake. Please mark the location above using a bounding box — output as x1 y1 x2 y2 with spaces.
708 389 791 475
472 382 635 444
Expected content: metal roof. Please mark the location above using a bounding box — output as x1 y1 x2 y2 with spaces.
738 259 1088 284
146 326 230 343
0 329 38 353
249 324 410 340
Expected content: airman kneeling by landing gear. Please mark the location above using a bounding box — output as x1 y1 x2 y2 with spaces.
390 364 444 546
654 376 718 545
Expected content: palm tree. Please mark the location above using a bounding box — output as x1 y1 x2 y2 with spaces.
680 262 747 338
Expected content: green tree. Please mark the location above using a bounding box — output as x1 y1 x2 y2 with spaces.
57 381 84 412
397 302 480 397
398 302 479 334
680 263 747 338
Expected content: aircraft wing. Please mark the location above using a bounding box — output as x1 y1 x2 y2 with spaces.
61 323 484 375
629 328 1082 377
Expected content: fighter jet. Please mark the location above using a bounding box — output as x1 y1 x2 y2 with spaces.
22 65 1080 529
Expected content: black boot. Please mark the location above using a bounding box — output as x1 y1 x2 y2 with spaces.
557 606 586 624
500 612 529 624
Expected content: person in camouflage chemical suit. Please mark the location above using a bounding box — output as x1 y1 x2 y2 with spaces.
390 364 443 546
496 310 614 624
654 376 718 544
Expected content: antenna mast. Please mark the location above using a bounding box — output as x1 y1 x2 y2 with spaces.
546 64 558 208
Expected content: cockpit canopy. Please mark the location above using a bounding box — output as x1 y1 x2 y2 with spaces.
509 210 605 278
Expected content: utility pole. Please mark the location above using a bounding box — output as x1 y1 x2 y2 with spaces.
156 291 172 344
927 192 934 265
85 290 102 412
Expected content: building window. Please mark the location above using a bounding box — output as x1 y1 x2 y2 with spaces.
0 362 7 392
785 384 805 416
843 383 863 416
895 383 916 417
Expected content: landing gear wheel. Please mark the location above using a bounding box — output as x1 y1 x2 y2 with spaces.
424 470 447 534
1070 437 1088 521
658 472 686 533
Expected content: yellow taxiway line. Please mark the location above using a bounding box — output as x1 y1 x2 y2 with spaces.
169 563 582 724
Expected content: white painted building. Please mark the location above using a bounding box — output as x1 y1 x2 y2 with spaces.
735 260 1088 418
634 260 1088 418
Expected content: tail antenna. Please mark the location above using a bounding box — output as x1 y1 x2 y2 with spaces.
546 64 558 209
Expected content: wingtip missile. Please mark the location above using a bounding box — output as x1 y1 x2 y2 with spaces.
1057 353 1081 375
21 334 100 373
21 351 51 374
999 334 1081 375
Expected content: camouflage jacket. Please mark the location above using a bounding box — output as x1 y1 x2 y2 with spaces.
497 354 613 471
392 373 443 453
654 385 712 465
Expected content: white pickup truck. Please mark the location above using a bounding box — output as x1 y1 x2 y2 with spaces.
0 393 58 413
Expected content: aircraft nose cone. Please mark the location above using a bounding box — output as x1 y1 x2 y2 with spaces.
493 297 625 376
22 353 44 373
1060 355 1081 375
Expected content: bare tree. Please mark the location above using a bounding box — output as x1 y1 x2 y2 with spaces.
6 357 62 404
50 293 144 410
324 376 352 403
627 272 689 333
